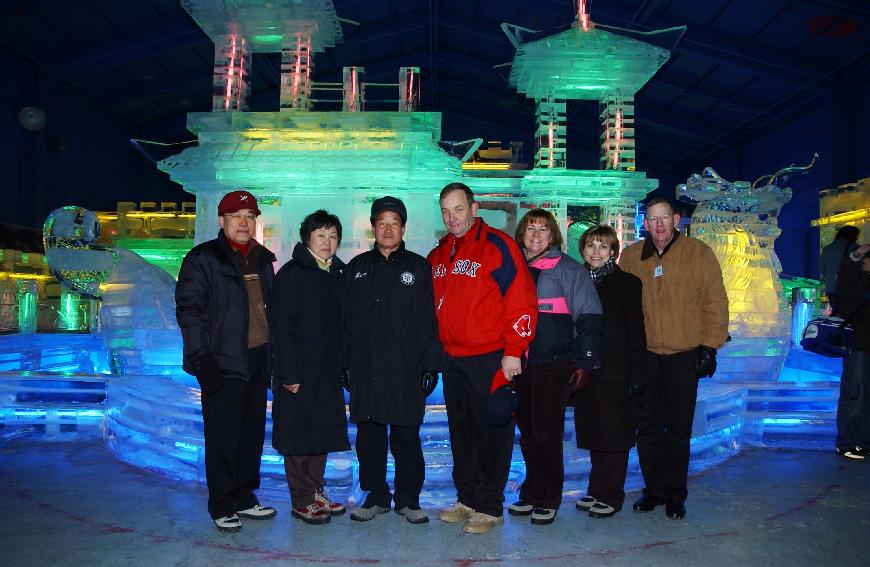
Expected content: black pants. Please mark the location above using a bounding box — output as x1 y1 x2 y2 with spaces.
443 350 515 517
837 351 870 450
634 349 698 505
588 450 630 510
283 453 326 508
200 345 268 520
355 421 424 509
515 358 573 509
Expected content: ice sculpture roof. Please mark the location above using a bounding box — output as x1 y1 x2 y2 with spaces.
180 0 342 52
508 23 671 100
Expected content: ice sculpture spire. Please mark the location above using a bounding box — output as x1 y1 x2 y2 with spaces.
503 3 676 171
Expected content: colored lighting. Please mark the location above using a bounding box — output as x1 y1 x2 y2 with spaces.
810 207 870 227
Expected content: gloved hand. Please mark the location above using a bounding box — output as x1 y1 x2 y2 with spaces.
695 345 718 379
342 368 351 392
568 367 591 393
196 353 223 396
421 371 439 397
626 383 645 398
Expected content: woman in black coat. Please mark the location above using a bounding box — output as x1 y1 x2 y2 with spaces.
574 225 647 518
270 210 350 525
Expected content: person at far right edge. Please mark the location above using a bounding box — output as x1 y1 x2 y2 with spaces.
618 197 729 520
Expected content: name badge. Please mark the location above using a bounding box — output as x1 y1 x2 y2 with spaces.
654 264 663 278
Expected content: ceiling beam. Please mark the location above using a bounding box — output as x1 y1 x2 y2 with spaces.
590 7 826 86
52 20 206 74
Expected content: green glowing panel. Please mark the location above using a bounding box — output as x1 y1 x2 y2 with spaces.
509 25 670 100
181 0 343 52
114 238 195 279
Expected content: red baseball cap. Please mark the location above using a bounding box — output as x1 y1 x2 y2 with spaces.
218 190 261 216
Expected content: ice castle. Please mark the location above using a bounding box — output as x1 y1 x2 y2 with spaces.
0 0 841 506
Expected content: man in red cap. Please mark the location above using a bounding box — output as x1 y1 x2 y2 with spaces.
176 190 278 533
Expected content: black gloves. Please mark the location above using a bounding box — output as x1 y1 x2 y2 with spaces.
422 371 439 397
196 353 223 396
695 345 718 379
568 367 591 393
342 368 351 392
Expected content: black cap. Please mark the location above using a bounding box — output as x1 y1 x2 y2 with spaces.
370 196 407 225
483 386 518 427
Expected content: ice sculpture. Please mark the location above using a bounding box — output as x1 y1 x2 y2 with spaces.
678 154 818 381
44 207 185 381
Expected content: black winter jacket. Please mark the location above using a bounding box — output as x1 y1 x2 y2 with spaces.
344 242 444 426
837 253 870 353
574 267 647 451
270 242 350 456
176 230 276 381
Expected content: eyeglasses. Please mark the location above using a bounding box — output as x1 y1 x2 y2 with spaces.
225 212 257 222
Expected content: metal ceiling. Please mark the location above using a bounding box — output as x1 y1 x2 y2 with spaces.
2 0 868 180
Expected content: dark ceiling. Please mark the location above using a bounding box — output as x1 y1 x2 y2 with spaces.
3 0 869 180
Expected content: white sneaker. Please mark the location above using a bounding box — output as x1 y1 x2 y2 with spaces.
530 507 556 525
237 504 277 520
213 514 242 533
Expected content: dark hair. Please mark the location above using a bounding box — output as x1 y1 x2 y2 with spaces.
300 210 342 245
514 209 564 249
439 182 475 205
645 197 676 215
579 225 621 260
835 225 860 242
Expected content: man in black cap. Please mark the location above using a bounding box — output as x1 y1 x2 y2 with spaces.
176 190 278 533
344 196 444 524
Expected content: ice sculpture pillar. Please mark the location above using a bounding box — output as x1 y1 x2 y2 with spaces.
600 94 635 171
535 93 566 169
399 67 420 112
212 33 250 112
342 66 365 112
280 31 313 111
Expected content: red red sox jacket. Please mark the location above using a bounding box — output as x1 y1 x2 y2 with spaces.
427 217 538 358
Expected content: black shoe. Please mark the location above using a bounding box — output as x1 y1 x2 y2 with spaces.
665 501 686 520
836 446 866 460
632 495 664 512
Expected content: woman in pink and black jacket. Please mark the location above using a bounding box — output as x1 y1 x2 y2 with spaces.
507 209 603 525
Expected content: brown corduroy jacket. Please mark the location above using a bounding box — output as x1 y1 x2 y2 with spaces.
619 231 729 355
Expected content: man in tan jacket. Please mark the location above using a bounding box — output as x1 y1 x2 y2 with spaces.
618 198 729 520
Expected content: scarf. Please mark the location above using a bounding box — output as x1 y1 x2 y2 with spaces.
589 257 617 284
307 247 333 271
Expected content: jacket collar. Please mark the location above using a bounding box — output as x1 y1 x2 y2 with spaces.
375 240 406 261
217 229 276 264
291 241 345 271
439 217 485 247
641 229 681 261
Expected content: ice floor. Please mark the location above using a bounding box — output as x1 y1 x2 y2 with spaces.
0 437 865 566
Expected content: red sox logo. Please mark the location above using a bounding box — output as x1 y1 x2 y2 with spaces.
433 263 447 278
513 314 533 337
451 259 481 277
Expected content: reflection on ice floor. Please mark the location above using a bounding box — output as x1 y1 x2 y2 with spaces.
0 333 842 506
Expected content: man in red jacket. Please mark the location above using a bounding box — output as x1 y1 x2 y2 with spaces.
428 182 538 534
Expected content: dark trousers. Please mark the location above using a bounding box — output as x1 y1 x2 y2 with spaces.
283 453 327 508
588 450 630 510
355 421 424 509
443 350 515 517
634 349 698 505
515 358 573 509
200 345 268 520
837 351 870 450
